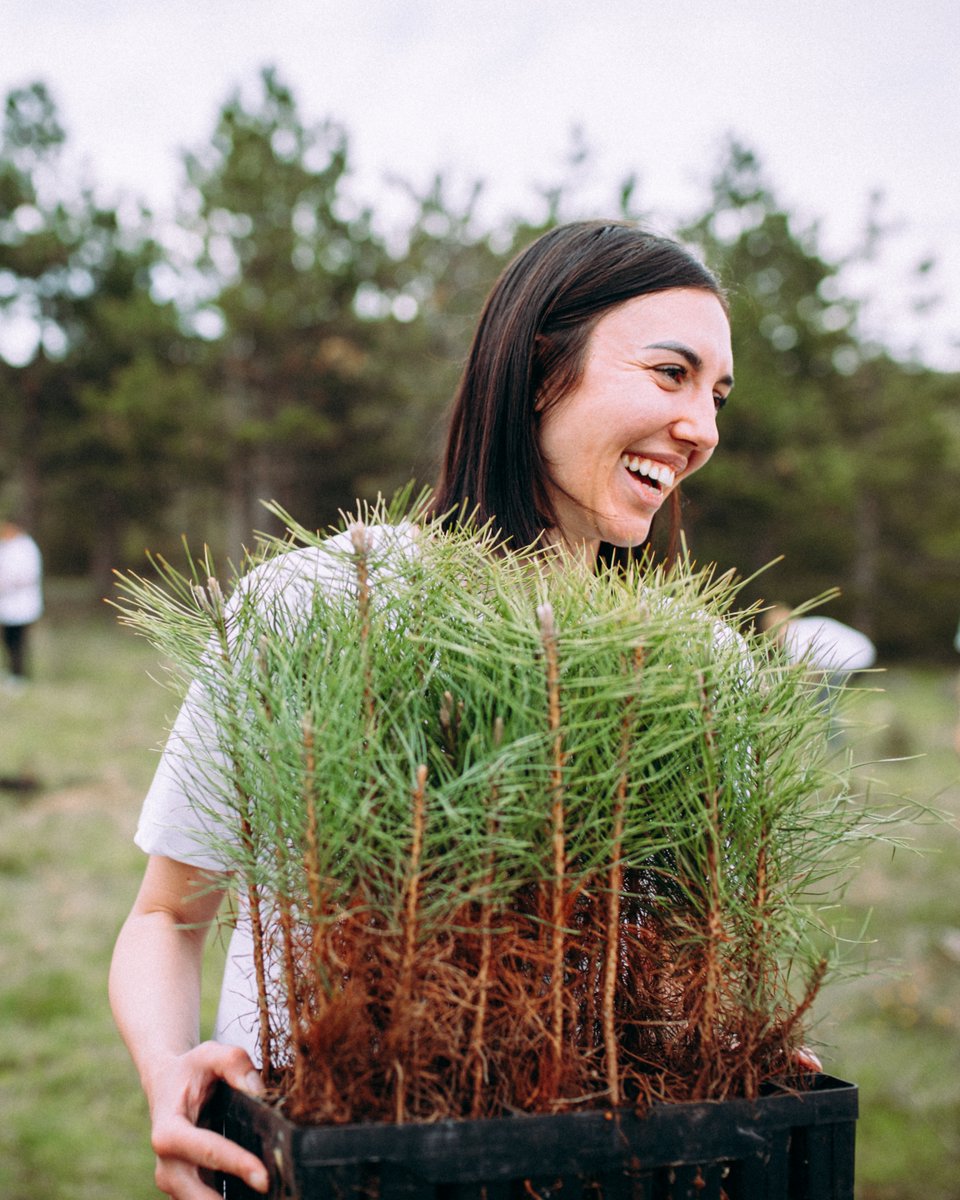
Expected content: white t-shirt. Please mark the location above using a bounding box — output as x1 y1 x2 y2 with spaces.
0 531 43 626
134 523 418 1060
782 615 876 675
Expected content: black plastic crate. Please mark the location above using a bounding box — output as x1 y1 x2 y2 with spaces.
205 1073 857 1200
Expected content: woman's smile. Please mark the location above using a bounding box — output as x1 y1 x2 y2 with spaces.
536 287 734 560
620 454 678 492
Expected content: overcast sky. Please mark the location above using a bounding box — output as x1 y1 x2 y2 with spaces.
3 0 959 368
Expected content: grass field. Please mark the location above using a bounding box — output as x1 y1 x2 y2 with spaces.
1 584 958 1199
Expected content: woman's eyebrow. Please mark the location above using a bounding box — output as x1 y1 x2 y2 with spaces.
644 340 734 388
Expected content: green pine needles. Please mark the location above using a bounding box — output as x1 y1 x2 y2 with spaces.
115 493 878 1124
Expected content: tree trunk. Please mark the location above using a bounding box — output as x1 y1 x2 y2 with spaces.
14 368 44 533
223 352 255 565
89 492 122 601
850 488 880 638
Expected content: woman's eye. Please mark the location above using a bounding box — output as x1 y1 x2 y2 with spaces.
714 392 729 412
656 364 686 384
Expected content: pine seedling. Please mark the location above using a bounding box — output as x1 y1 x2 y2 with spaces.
114 495 885 1123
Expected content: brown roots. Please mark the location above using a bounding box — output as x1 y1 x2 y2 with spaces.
262 879 817 1125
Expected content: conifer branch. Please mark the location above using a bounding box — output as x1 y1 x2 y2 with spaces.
603 645 644 1104
401 764 428 988
469 716 503 1117
349 522 376 731
393 763 428 1123
208 575 273 1078
692 669 725 1098
538 602 566 1099
300 712 330 1031
276 865 304 1095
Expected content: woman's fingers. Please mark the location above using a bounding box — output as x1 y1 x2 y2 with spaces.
153 1116 269 1195
154 1151 233 1200
147 1042 269 1198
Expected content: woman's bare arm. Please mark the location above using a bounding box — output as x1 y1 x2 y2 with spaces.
109 855 269 1199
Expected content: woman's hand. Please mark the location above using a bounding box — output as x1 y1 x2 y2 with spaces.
146 1041 269 1199
110 856 267 1199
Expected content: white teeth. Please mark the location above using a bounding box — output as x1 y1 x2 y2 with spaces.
621 454 675 489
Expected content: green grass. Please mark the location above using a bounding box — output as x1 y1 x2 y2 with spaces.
811 671 960 1199
0 587 225 1200
1 587 958 1198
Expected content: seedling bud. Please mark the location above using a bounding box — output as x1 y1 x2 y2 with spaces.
349 521 372 556
191 582 212 612
206 576 225 614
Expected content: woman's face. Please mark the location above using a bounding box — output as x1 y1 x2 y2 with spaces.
536 287 733 561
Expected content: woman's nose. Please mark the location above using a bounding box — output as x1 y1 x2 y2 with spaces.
671 389 720 452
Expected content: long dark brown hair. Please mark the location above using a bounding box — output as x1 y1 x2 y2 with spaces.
431 220 726 564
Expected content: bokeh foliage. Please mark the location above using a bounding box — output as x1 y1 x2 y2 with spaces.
1 71 958 657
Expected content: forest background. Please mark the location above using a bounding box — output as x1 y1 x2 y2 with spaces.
3 63 960 1200
1 69 959 658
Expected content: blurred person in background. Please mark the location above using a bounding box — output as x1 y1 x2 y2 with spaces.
761 604 876 738
0 519 44 692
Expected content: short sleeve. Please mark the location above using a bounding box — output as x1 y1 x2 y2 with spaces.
134 675 238 870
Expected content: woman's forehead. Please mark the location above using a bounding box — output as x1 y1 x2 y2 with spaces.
592 290 733 372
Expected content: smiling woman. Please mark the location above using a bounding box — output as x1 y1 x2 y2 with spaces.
110 220 745 1200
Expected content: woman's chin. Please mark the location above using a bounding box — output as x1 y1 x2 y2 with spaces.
601 517 655 549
